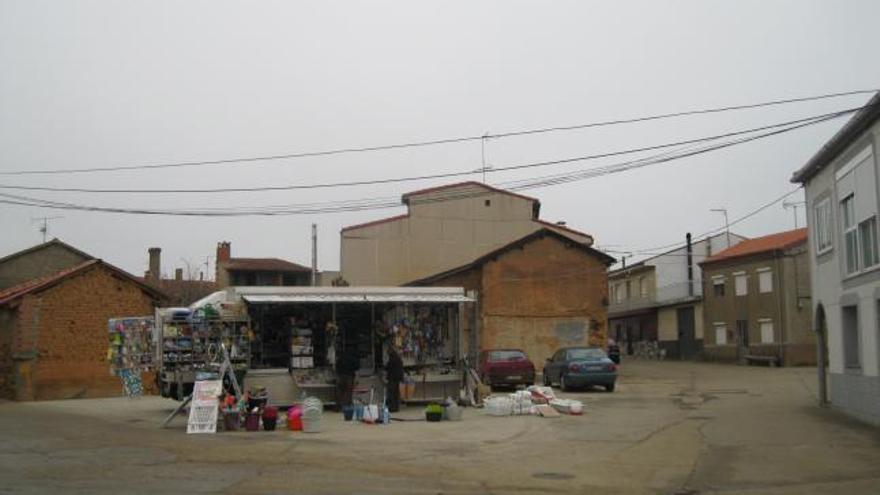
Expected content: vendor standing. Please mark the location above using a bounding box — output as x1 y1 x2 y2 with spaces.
385 347 404 412
336 345 359 409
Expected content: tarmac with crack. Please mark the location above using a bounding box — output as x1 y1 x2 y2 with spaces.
1 360 878 494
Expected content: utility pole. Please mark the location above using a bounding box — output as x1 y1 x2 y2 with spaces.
311 223 318 286
710 208 730 247
782 200 806 229
31 216 63 243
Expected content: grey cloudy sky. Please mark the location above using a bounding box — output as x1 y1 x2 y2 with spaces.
1 0 879 278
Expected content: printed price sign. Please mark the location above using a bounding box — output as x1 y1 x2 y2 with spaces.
187 380 222 434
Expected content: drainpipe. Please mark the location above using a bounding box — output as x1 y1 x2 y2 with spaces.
686 233 694 297
816 319 828 406
775 253 786 366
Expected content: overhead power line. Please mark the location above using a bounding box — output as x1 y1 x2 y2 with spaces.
0 107 842 217
0 105 866 194
0 88 876 176
609 187 804 258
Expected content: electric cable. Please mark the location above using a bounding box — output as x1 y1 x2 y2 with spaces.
0 88 875 176
0 105 864 194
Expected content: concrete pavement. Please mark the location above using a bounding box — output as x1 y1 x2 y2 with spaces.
0 360 878 494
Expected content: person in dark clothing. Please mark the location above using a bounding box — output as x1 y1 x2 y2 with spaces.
336 346 359 409
385 347 404 412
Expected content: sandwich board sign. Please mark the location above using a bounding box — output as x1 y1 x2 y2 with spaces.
187 380 222 434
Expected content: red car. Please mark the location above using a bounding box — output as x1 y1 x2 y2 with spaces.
478 349 536 388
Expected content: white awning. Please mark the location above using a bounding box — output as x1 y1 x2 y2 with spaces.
238 286 473 304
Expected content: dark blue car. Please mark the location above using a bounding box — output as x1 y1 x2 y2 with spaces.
542 346 618 392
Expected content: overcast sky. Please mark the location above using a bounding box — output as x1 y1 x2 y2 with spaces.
1 0 879 279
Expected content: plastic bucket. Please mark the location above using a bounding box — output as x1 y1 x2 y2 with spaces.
342 405 354 421
223 412 240 431
302 416 321 433
245 413 260 432
362 405 379 423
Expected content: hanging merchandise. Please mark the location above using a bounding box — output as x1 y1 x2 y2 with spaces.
118 368 143 397
384 304 452 366
108 317 155 372
108 317 155 397
291 323 315 369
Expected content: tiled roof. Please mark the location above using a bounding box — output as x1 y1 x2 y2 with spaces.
701 228 807 265
791 91 880 183
535 219 594 244
341 214 409 233
401 181 540 204
139 278 218 306
0 259 168 306
406 228 615 286
223 258 311 273
0 238 94 266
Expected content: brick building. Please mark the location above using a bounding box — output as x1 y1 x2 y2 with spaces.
215 241 312 288
700 229 814 366
139 247 217 306
0 259 166 400
340 181 594 286
408 228 615 366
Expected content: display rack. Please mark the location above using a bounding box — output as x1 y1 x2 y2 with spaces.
157 309 251 400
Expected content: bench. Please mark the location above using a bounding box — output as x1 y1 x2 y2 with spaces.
744 355 780 367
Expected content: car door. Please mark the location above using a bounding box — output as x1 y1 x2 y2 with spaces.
545 350 560 380
557 350 570 380
551 350 566 381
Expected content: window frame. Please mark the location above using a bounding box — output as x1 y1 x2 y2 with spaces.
758 318 774 344
814 197 833 255
841 194 860 275
842 305 861 370
757 267 773 294
858 216 879 270
734 272 747 296
713 322 728 346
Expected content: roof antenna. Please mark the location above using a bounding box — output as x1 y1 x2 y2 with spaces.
480 131 494 183
31 216 63 243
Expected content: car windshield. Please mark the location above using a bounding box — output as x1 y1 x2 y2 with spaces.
489 350 526 362
567 348 607 361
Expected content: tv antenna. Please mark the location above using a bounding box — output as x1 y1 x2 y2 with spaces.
31 216 63 243
782 200 806 228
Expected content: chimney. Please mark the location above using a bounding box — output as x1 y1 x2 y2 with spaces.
216 241 231 282
175 268 183 281
148 247 161 282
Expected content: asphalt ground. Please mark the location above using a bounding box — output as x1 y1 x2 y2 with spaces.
1 360 878 494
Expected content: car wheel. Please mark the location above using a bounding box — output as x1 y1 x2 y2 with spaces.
606 382 615 393
560 373 568 391
542 371 550 386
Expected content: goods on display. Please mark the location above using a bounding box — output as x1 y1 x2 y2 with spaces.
187 380 223 434
108 317 155 397
384 305 453 366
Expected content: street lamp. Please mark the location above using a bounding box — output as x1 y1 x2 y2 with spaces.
711 208 730 247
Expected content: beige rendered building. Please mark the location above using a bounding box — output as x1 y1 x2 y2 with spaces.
340 182 594 286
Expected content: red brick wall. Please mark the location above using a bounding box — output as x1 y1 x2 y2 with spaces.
480 236 609 365
20 266 159 400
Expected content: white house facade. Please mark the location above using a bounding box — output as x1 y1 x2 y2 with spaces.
792 92 880 426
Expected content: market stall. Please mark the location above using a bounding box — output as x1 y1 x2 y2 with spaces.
235 286 473 407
